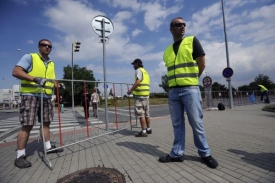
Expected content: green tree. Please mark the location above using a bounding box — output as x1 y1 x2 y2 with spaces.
109 88 113 96
61 64 99 105
253 74 274 89
159 75 169 93
238 85 252 91
211 82 227 91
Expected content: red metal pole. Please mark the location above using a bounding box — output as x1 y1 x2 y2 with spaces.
56 81 63 146
113 83 118 130
84 82 90 138
127 84 132 127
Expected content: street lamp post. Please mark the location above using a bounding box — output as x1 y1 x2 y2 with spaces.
221 0 233 109
17 49 22 58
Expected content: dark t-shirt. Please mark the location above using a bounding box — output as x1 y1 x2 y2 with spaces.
59 98 63 104
173 36 205 59
81 93 91 105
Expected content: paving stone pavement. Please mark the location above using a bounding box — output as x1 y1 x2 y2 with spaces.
0 104 274 183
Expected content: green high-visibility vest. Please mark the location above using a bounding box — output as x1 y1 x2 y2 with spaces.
20 53 55 95
132 68 150 96
163 36 199 87
258 84 267 93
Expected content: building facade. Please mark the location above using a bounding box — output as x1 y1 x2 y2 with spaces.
0 84 20 103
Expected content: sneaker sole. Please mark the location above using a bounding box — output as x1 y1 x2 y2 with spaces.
47 149 64 154
14 163 32 168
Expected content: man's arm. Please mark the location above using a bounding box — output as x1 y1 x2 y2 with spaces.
129 79 141 93
12 66 35 81
196 56 205 78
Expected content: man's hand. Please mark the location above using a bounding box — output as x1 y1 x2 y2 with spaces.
127 91 131 95
59 83 66 89
33 77 46 87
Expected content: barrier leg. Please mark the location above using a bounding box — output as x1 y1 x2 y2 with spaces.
40 90 53 170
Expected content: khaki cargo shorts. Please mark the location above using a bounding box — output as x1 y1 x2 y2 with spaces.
134 97 150 118
20 95 54 126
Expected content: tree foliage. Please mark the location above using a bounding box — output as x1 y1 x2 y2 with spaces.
159 75 169 93
109 88 113 96
254 74 274 89
238 74 275 91
61 64 99 105
211 82 227 91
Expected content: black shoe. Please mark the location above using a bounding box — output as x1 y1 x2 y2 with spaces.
14 155 32 168
159 154 184 163
146 129 152 134
135 131 148 137
46 144 64 154
202 155 218 168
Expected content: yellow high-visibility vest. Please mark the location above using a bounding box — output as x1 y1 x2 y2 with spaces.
133 68 150 96
20 53 55 95
258 84 267 93
163 36 199 87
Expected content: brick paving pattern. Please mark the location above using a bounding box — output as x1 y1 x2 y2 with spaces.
0 104 274 183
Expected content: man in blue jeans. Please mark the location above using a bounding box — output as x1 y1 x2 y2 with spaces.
159 17 218 168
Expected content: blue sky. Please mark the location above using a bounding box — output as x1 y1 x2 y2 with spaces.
0 0 274 93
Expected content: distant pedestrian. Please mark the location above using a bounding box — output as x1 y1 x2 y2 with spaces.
51 95 56 110
91 89 100 118
59 95 64 113
258 84 270 103
82 92 91 118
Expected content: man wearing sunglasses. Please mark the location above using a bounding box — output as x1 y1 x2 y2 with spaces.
159 17 218 169
12 39 63 169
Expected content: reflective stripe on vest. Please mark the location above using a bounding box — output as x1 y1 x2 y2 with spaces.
259 85 267 93
132 68 150 96
20 53 55 95
163 36 199 87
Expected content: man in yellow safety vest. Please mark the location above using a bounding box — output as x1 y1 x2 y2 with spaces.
12 39 63 169
127 59 151 137
158 17 218 169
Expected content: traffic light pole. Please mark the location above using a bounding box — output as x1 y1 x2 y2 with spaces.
71 43 76 141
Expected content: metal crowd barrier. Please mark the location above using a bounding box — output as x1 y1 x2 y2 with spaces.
40 79 137 169
201 90 274 109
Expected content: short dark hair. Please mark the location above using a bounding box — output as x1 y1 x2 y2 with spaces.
170 17 183 28
38 39 51 46
131 58 143 68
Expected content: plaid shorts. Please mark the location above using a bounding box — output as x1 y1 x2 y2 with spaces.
20 95 54 126
134 97 150 118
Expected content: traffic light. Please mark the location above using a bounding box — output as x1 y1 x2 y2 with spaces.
73 41 81 52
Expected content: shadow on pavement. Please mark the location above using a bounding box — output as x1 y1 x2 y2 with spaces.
116 141 165 157
228 149 275 172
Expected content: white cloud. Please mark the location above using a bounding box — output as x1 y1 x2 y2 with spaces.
42 0 275 90
26 40 34 44
132 29 142 37
141 2 182 31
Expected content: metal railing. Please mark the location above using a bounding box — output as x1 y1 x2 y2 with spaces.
201 90 274 109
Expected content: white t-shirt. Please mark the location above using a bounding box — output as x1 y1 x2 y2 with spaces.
135 68 143 81
91 92 99 103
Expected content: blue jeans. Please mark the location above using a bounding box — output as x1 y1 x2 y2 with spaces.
168 86 210 158
261 90 270 103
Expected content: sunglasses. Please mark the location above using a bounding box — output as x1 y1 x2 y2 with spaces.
172 22 186 27
39 43 52 48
